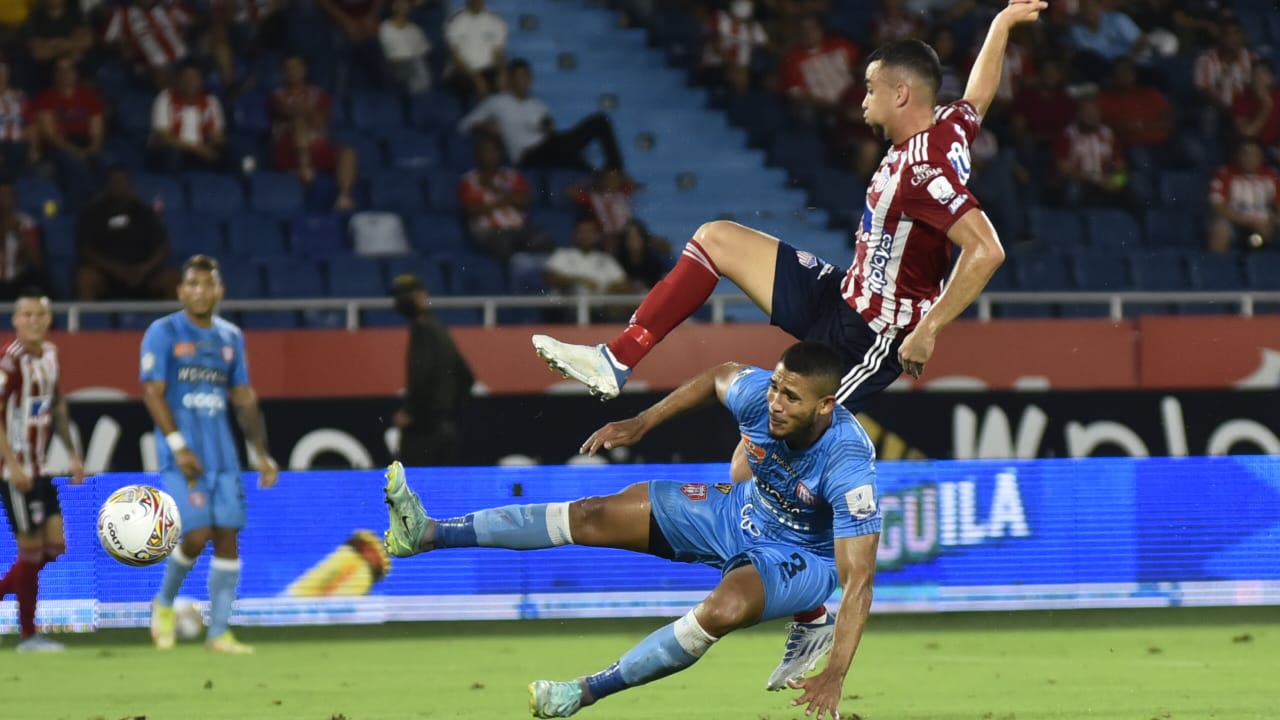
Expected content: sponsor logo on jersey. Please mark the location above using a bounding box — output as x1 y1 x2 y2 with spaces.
866 232 895 294
680 483 708 501
795 482 816 505
714 483 734 495
947 195 967 214
756 477 805 514
178 366 229 384
174 343 196 357
182 391 226 414
141 353 155 373
910 163 944 187
795 250 818 268
926 176 957 205
740 434 766 462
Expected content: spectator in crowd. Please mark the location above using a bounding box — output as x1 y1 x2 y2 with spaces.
1096 56 1171 160
614 218 668 291
103 0 195 90
1067 0 1147 82
1232 63 1280 161
318 0 385 92
445 0 506 100
22 0 93 87
544 216 630 298
0 61 33 176
148 61 226 173
389 273 474 467
779 15 858 123
459 59 625 172
457 134 547 261
1193 19 1254 140
1207 140 1279 253
380 0 432 96
208 0 288 94
568 168 636 238
269 54 358 210
32 58 103 209
0 178 49 301
1011 58 1075 185
74 166 179 301
1051 94 1132 209
930 26 963 103
868 0 926 48
831 79 880 179
699 0 768 94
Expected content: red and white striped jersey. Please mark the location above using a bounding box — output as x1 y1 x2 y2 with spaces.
0 340 59 480
151 89 224 145
1054 122 1121 182
0 212 38 283
104 1 192 68
841 101 983 336
1209 165 1280 222
0 89 27 142
1194 48 1254 107
702 10 767 68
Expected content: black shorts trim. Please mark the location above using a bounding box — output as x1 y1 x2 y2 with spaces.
1 475 62 535
647 510 675 560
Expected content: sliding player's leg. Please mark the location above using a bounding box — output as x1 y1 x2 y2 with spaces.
532 221 781 399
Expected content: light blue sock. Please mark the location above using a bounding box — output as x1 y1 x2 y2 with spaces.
207 557 241 639
154 546 195 607
435 502 573 550
584 611 718 701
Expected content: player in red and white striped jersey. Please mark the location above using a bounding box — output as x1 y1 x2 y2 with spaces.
0 293 86 652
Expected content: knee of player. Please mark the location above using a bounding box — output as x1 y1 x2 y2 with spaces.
692 220 734 256
567 496 606 541
694 595 757 636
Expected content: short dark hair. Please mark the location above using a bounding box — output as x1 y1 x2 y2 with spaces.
508 58 531 75
779 341 843 397
182 254 220 276
867 39 942 99
15 288 49 304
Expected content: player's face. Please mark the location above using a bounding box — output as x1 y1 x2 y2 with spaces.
862 61 896 140
178 268 224 318
766 365 831 440
12 297 52 344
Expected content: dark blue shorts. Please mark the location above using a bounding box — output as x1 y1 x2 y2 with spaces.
770 241 904 412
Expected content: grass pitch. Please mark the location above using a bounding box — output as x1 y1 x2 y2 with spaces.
5 606 1278 720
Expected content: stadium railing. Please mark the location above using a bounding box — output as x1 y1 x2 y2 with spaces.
13 291 1280 331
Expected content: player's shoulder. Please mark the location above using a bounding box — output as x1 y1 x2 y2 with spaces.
212 315 244 338
823 408 875 463
145 311 183 335
0 339 22 371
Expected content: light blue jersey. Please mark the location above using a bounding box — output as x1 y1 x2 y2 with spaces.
139 312 248 474
725 366 881 553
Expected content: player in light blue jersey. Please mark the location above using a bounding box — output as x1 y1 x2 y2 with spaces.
139 255 278 654
384 341 880 719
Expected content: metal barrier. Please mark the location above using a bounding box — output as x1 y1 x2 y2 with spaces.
13 290 1280 331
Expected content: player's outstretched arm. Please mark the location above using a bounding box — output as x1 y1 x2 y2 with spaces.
580 361 746 456
230 385 278 488
142 379 204 481
788 533 880 720
963 0 1047 118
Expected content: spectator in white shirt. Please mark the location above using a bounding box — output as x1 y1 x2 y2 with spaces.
380 0 431 95
445 0 506 100
147 61 226 173
458 59 625 172
545 216 629 297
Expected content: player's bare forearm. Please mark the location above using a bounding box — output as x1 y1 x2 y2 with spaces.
825 534 879 677
52 398 78 454
920 211 1005 337
637 362 744 430
0 418 19 468
142 381 181 436
964 1 1046 118
231 386 270 457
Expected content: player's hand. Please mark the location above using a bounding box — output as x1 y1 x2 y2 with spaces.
69 456 87 485
256 455 280 489
392 410 412 429
1001 0 1047 24
580 415 650 456
788 670 845 720
9 465 32 493
897 327 936 379
176 447 204 483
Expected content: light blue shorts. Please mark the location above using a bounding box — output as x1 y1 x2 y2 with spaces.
161 471 246 531
649 481 837 622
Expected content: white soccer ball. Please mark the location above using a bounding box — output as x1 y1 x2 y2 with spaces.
97 485 182 567
173 597 205 640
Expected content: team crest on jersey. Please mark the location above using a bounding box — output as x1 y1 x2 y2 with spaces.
189 490 208 508
926 176 957 204
680 483 708 501
174 343 196 357
141 353 155 373
795 482 816 505
714 483 733 495
222 346 234 363
740 434 766 462
795 250 818 268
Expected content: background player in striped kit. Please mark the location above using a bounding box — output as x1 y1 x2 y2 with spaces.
0 291 87 652
140 254 278 654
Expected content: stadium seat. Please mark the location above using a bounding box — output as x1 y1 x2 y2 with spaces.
369 173 426 213
407 212 468 254
541 169 590 208
1070 251 1132 291
384 131 441 174
247 172 305 216
1244 253 1280 289
232 90 272 134
386 255 449 294
1014 253 1074 291
226 215 287 258
1187 254 1245 290
443 134 475 170
768 131 825 173
39 217 76 261
1158 172 1209 216
1026 206 1084 250
16 177 63 218
1128 252 1189 313
167 213 227 259
133 173 186 213
117 312 167 330
527 207 577 246
408 91 462 132
186 173 245 215
1081 208 1142 253
238 311 299 329
348 135 386 176
509 252 549 294
810 170 866 222
327 256 386 297
349 92 405 133
727 92 785 147
263 259 325 297
452 252 507 295
218 257 264 298
426 170 461 213
290 214 347 258
1143 209 1198 250
117 92 154 134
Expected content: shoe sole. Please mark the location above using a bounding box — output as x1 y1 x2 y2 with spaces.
765 632 835 691
528 682 538 717
532 339 618 401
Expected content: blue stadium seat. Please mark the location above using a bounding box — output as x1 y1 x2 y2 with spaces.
1070 251 1132 291
327 256 386 297
226 215 287 258
408 91 462 132
369 173 426 213
1187 253 1245 290
117 92 154 134
1159 172 1209 216
452 252 506 295
541 169 590 208
166 213 226 259
509 251 549 294
769 131 825 173
407 212 467 254
427 170 461 212
1130 252 1190 290
348 135 385 176
186 173 245 215
811 170 866 222
1143 209 1198 250
727 92 784 146
263 259 325 297
16 177 63 217
247 172 305 216
47 258 73 300
117 312 167 330
1014 254 1074 291
386 255 449 294
1244 253 1280 289
444 134 474 170
527 207 577 246
133 173 185 213
349 92 405 133
384 131 441 174
1026 206 1084 250
239 311 299 329
1081 208 1143 253
218 257 264 298
39 217 76 261
232 90 272 134
290 214 346 258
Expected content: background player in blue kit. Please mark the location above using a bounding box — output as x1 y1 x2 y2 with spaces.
139 254 279 654
384 342 880 720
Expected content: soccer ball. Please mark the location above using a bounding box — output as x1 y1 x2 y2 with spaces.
97 485 182 566
173 597 205 640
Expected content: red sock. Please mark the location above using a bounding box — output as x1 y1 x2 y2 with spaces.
793 607 826 624
13 554 41 639
606 239 721 368
0 559 15 598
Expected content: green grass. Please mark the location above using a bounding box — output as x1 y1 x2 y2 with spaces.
6 606 1279 720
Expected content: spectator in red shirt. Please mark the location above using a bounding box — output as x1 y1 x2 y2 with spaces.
700 0 768 94
102 0 195 90
1232 64 1280 160
0 178 50 301
148 61 226 173
1192 19 1254 141
779 15 859 122
1051 94 1131 208
457 134 548 261
1207 140 1279 253
1011 58 1074 185
0 61 34 176
869 0 926 48
33 58 103 209
568 168 637 238
1096 56 1171 150
269 54 358 210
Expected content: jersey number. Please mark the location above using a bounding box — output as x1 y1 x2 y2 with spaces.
947 142 971 185
778 552 808 579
